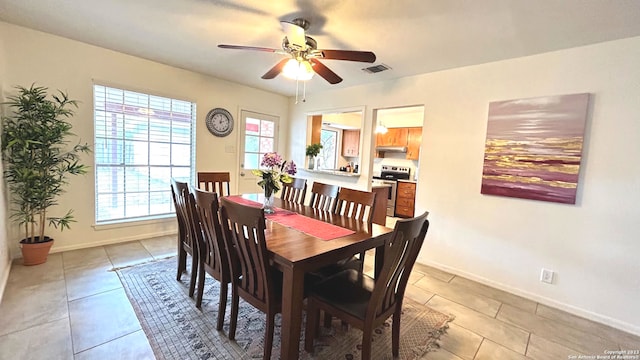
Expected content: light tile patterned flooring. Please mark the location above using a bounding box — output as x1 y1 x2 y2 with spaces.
0 235 638 359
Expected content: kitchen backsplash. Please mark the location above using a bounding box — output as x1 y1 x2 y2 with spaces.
373 156 419 180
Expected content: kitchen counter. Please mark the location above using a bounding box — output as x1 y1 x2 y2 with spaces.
302 169 361 177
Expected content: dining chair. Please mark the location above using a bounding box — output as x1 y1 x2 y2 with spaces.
333 187 376 223
189 189 233 331
317 187 377 326
304 211 430 360
171 178 199 297
280 177 307 204
308 182 339 212
219 198 282 360
197 171 231 196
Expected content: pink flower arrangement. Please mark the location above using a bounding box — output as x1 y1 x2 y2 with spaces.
252 152 297 197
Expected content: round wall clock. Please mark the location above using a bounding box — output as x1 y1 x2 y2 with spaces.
205 108 234 137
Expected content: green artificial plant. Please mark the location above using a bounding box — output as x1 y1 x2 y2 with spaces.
305 143 323 157
1 84 91 243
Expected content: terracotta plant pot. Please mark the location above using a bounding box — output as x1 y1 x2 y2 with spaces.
20 237 54 266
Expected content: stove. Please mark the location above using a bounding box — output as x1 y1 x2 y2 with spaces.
372 165 411 216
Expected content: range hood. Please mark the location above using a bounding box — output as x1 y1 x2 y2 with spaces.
375 146 407 153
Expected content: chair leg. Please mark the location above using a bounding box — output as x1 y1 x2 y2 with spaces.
216 282 228 331
188 253 198 297
264 312 275 360
392 310 402 357
304 301 319 352
323 312 332 328
176 247 186 281
362 327 373 360
195 261 205 308
228 289 239 340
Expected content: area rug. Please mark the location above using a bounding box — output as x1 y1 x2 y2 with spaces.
117 257 453 360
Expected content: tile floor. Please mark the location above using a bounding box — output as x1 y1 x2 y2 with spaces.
0 235 639 360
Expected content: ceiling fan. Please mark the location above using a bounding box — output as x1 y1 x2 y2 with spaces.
218 18 376 85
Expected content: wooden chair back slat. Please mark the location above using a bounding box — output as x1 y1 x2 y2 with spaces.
170 178 199 297
197 172 231 196
369 212 430 317
191 189 227 281
308 182 339 212
334 187 376 223
171 179 195 251
280 177 307 204
220 198 274 305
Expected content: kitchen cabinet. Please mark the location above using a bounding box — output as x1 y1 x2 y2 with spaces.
375 127 422 160
406 127 422 160
376 127 408 147
395 181 416 218
342 129 360 157
310 115 322 144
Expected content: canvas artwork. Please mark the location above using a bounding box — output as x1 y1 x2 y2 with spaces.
481 93 590 204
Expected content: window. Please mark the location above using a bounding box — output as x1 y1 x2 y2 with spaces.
94 85 195 223
320 128 338 170
242 114 277 170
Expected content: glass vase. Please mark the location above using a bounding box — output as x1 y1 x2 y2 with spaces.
263 188 275 214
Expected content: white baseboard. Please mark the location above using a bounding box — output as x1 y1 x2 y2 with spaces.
421 259 640 337
49 230 177 254
0 260 11 305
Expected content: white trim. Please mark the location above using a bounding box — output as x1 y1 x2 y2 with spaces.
421 259 640 337
49 230 177 254
0 260 11 305
93 215 174 231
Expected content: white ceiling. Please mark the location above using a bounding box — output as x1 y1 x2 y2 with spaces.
1 0 640 97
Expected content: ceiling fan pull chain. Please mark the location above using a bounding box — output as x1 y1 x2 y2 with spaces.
295 76 300 104
302 79 307 103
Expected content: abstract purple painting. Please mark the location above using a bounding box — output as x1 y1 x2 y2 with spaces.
481 93 590 204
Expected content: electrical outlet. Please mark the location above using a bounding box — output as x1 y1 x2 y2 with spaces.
540 268 554 284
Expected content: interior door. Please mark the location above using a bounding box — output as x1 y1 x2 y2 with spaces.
237 110 279 194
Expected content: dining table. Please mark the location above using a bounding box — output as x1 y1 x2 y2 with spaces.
227 194 395 360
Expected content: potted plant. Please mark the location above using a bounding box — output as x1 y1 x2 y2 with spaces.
305 143 322 170
1 84 91 265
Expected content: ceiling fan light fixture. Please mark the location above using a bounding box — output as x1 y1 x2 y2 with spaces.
282 59 314 81
375 124 389 134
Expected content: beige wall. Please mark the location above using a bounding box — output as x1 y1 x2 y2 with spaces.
0 22 288 258
0 28 10 301
288 36 640 334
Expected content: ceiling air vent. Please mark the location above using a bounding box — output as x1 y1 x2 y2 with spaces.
362 64 391 74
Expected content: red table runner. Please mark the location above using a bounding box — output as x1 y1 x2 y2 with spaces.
225 196 355 241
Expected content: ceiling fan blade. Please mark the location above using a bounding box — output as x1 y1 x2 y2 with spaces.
218 44 280 53
309 59 343 84
280 21 306 49
317 49 376 63
261 58 290 79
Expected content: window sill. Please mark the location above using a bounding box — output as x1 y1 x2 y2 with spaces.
93 215 175 231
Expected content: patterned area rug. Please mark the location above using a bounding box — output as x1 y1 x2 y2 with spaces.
117 257 453 360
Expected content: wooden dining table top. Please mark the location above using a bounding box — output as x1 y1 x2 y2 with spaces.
238 193 394 267
232 193 395 360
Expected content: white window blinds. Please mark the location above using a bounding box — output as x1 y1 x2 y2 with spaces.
94 85 195 223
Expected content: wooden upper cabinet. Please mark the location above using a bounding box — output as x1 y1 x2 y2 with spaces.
376 127 409 147
341 129 360 157
406 127 423 160
310 115 322 145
